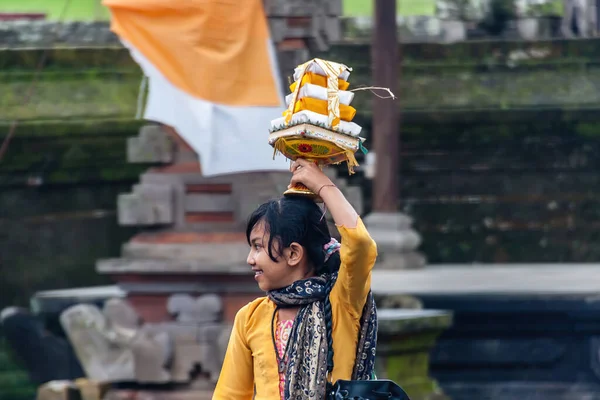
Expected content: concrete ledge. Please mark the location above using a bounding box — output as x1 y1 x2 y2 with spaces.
373 263 600 295
378 309 453 335
96 258 252 275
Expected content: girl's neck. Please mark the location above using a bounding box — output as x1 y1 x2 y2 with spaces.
283 268 316 288
278 307 299 321
298 267 316 280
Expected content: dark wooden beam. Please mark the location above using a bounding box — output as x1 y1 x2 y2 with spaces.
371 0 400 212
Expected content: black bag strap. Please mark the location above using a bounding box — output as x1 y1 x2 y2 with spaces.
325 286 335 375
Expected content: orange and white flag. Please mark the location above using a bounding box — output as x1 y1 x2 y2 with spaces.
103 0 289 175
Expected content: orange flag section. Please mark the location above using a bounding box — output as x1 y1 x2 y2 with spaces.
103 0 281 107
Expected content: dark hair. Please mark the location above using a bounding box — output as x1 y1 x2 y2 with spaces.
245 196 341 275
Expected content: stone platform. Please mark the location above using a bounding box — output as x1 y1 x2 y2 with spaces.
371 264 600 400
372 263 600 295
31 264 600 400
104 388 213 400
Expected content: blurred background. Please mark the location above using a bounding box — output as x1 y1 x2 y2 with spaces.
1 0 600 399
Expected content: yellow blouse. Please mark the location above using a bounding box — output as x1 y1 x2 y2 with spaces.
213 217 378 400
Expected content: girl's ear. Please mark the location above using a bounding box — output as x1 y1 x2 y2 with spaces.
285 242 304 267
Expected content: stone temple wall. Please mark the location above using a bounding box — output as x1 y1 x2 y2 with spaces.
0 21 119 47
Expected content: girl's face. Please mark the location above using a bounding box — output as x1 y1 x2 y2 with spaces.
247 221 298 291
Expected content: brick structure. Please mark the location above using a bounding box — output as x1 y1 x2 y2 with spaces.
97 125 289 323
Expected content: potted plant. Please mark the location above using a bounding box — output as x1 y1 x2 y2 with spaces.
517 0 563 39
436 0 487 42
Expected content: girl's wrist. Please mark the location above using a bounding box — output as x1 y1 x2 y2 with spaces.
317 183 337 197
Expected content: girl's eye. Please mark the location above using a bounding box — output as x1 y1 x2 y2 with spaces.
254 244 262 250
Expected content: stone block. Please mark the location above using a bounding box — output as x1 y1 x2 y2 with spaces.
364 212 414 231
376 309 453 400
364 212 426 269
324 16 342 42
74 379 111 400
377 251 427 270
184 193 233 213
267 9 339 51
365 213 420 250
96 257 251 275
104 389 213 400
127 125 173 164
232 172 290 222
167 294 222 324
342 185 363 216
268 19 297 43
374 229 422 253
36 381 81 400
440 20 466 43
264 0 342 17
120 241 249 267
376 294 424 310
263 0 321 17
327 0 343 16
59 305 136 382
117 184 173 226
0 21 119 48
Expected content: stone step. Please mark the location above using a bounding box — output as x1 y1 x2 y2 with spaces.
105 389 213 400
97 257 252 275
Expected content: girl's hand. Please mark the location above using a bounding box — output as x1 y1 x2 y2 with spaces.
290 158 359 227
289 158 332 194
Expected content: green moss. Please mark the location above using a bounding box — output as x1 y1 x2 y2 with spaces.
325 39 600 64
44 165 145 184
0 342 36 400
0 118 148 185
6 41 600 125
0 68 139 83
0 75 141 121
0 118 144 138
575 122 600 137
376 330 448 400
0 47 136 70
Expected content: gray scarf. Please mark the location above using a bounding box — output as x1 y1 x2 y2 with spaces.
268 273 378 399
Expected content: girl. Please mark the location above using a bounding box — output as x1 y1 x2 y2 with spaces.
213 158 378 400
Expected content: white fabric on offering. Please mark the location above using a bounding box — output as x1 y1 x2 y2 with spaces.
270 110 362 137
285 83 354 106
293 62 351 82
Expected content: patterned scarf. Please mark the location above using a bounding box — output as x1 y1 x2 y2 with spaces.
268 272 378 399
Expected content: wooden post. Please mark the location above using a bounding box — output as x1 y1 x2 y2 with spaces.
372 0 400 212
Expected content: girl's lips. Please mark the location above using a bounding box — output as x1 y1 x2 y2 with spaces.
253 270 263 280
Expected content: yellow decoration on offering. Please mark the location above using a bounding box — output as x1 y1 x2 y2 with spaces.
269 123 361 176
286 98 356 122
284 58 350 132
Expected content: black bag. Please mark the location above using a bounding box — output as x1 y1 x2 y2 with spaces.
327 379 411 400
323 286 411 400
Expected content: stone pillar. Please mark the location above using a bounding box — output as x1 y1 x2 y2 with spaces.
364 0 426 269
376 309 453 400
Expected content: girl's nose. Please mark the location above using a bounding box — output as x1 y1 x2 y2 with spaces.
246 250 255 266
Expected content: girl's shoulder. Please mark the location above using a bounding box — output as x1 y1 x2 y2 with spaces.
234 295 273 325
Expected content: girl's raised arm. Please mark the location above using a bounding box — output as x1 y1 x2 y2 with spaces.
289 159 377 316
289 158 358 228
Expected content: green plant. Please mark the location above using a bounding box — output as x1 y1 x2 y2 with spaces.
525 0 563 17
